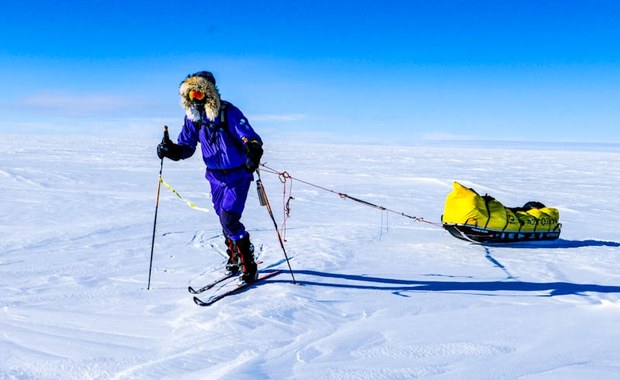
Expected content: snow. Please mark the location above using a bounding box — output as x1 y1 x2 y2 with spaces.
2 135 620 379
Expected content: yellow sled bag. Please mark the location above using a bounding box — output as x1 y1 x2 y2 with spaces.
442 182 561 243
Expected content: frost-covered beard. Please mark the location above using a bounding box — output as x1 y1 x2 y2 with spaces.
179 76 221 122
185 107 202 122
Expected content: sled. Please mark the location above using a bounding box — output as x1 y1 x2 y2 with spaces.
442 182 561 244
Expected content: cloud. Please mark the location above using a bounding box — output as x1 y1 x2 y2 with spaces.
19 92 140 116
2 115 177 138
417 131 531 143
250 113 307 122
418 132 489 141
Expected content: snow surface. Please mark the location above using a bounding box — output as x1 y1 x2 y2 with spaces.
2 136 620 380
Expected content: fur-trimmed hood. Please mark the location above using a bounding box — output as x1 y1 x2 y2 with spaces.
179 72 221 122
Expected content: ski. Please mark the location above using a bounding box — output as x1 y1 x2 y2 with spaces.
188 273 235 294
188 260 265 295
193 270 282 307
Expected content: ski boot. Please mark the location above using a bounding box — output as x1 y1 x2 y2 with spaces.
224 236 240 275
233 234 258 285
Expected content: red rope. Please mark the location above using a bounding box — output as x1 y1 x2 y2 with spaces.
278 171 294 241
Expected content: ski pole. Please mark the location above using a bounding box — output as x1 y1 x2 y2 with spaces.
256 169 297 284
147 126 168 290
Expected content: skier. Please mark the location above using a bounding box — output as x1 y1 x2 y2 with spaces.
157 71 263 284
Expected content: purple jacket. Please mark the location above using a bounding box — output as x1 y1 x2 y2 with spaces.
176 101 262 184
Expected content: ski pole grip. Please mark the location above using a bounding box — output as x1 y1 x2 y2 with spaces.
163 125 169 142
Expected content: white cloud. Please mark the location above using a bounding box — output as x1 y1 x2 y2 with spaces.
19 92 139 116
418 131 525 141
417 132 480 141
250 113 307 122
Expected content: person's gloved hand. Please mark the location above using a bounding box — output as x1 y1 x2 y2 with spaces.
157 134 183 161
244 139 263 173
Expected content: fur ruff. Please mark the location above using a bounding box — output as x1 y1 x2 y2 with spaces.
179 76 221 121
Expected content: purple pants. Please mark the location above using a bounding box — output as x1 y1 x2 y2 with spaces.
207 168 253 241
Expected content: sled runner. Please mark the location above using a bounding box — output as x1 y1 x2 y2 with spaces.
443 223 561 243
442 182 561 244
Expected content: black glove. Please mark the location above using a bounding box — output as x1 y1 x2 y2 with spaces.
245 140 263 173
157 135 183 161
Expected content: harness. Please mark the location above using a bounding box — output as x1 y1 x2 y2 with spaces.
195 101 244 152
193 101 248 173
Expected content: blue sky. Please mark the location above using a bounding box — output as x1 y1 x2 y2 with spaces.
1 0 619 143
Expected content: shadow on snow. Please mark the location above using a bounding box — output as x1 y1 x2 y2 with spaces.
284 270 620 297
268 239 620 297
483 239 620 249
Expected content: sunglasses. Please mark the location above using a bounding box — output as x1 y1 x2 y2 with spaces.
189 90 206 101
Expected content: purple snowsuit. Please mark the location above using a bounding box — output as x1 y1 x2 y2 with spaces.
175 101 262 241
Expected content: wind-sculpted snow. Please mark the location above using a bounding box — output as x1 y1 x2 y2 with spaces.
1 136 620 379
